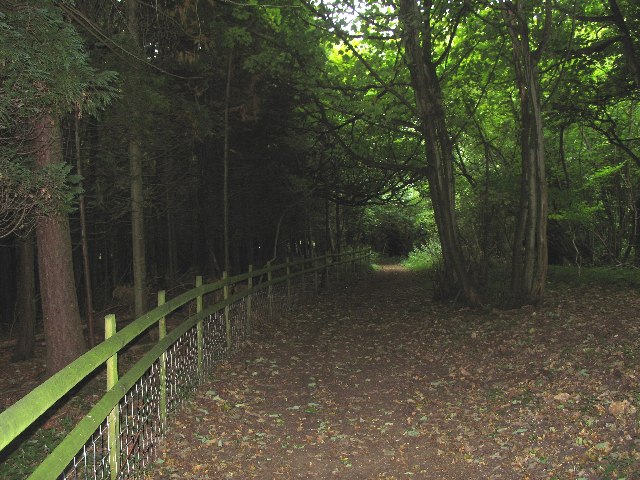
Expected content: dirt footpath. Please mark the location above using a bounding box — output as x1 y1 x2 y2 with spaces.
148 265 640 479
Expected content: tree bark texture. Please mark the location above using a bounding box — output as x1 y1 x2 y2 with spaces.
0 244 14 331
223 50 233 274
13 235 36 361
33 115 87 375
398 0 481 306
503 3 549 305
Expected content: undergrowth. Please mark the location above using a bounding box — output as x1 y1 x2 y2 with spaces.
0 420 68 479
401 241 442 271
402 243 640 302
547 265 640 288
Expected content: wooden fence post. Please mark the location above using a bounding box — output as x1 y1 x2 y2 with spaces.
105 314 119 480
223 271 231 350
196 276 203 379
286 257 291 303
158 291 167 430
267 262 273 318
247 264 253 335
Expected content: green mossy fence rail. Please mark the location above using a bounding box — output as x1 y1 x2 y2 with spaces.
0 249 371 479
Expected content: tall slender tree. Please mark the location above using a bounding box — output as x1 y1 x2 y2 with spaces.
33 114 88 372
126 0 148 320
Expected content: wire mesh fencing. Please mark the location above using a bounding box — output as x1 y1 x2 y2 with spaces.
117 363 162 478
61 421 110 480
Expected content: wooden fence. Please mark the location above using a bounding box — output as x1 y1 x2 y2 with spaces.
0 249 371 479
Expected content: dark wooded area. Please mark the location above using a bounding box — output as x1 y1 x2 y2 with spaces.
1 0 639 375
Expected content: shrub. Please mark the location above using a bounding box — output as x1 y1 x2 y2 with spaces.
402 241 442 271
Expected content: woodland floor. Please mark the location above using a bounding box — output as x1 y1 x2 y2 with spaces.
1 264 640 479
144 264 640 480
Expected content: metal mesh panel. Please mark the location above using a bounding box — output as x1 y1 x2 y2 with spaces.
202 310 227 372
270 283 291 315
228 298 247 351
166 326 199 412
117 362 162 477
249 289 270 326
294 271 316 300
62 420 110 480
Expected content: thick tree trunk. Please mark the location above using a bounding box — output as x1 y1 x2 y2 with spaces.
33 115 86 375
503 4 549 305
398 0 481 306
13 235 36 362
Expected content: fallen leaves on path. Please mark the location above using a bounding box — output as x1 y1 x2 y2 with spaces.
150 265 640 479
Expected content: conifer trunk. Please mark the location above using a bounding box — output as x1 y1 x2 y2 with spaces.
130 138 146 318
33 114 86 375
75 114 95 346
223 50 233 274
13 235 36 361
128 0 147 319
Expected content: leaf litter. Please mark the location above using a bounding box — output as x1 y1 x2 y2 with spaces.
148 264 640 479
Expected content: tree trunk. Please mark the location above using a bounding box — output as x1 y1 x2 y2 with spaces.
503 3 549 305
75 114 95 347
335 203 342 253
33 114 86 375
130 139 147 319
0 243 14 332
607 0 640 88
165 186 177 286
13 235 36 362
223 50 233 274
128 0 147 319
398 0 481 306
